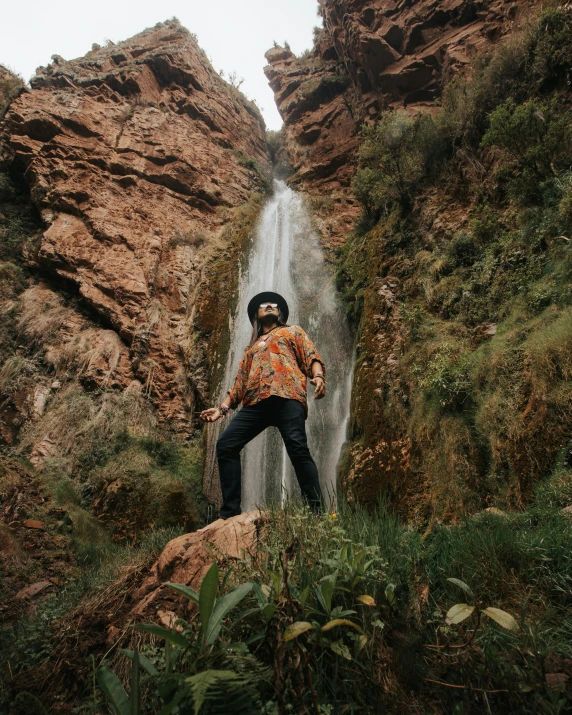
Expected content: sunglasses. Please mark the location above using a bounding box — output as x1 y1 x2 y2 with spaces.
259 302 278 309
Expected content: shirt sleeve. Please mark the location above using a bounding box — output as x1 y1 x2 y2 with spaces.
292 326 326 378
227 348 252 408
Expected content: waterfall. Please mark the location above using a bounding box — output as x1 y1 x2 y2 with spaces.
207 180 353 512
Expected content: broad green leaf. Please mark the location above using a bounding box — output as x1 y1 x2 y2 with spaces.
322 618 365 635
446 578 474 598
331 639 352 660
164 641 172 673
134 624 190 649
157 688 187 715
96 667 130 715
199 562 219 640
331 606 357 618
164 582 199 603
321 558 340 568
262 602 277 619
446 603 475 625
482 607 518 631
244 631 265 646
119 649 158 677
130 650 140 715
299 585 310 607
252 582 268 607
283 621 314 641
205 581 254 645
357 594 376 607
363 559 376 573
315 574 336 615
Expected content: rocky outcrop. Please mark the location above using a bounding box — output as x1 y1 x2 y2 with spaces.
132 510 266 617
264 47 362 248
318 0 537 110
1 20 269 436
265 0 537 246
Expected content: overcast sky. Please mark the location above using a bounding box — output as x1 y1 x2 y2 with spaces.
0 0 321 130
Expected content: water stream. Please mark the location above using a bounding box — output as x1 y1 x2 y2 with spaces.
208 180 353 511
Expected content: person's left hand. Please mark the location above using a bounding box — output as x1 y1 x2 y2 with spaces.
310 375 326 399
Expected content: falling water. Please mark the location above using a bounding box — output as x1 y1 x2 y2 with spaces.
209 180 353 511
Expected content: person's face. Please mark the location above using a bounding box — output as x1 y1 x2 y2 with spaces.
258 302 279 321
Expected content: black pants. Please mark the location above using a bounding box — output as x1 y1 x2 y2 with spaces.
216 396 323 518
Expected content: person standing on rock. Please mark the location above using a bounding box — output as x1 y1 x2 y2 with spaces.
200 291 326 519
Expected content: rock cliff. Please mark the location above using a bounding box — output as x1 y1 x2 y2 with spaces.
264 0 572 524
264 0 537 246
0 20 270 442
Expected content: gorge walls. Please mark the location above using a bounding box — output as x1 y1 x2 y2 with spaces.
0 20 270 452
264 0 572 524
264 0 538 247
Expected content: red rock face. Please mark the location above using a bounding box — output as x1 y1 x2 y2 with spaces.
319 0 537 110
265 0 537 246
1 21 269 432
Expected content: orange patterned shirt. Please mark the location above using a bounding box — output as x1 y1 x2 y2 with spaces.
227 325 325 416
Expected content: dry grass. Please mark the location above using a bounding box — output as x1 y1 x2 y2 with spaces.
17 287 77 346
51 327 123 385
0 355 37 395
17 381 156 465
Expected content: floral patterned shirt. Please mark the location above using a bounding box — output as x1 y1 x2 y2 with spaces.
227 325 325 416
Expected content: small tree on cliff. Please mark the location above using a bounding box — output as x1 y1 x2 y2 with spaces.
353 111 444 219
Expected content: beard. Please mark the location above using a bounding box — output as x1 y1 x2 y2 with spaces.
259 312 278 326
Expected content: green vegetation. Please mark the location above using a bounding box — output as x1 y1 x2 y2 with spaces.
62 471 572 714
17 383 208 539
337 4 572 518
1 517 182 708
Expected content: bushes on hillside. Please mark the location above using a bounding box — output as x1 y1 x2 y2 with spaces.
353 112 445 218
353 6 572 219
18 383 208 538
340 4 572 519
482 98 572 204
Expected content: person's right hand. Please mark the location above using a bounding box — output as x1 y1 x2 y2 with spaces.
200 407 222 422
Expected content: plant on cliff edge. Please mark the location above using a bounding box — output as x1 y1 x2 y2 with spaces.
482 98 572 205
96 561 266 714
353 112 445 218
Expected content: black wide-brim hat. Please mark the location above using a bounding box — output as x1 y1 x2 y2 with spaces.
247 291 289 324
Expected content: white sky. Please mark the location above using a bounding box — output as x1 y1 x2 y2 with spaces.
0 0 321 130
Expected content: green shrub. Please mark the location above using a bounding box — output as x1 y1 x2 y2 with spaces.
558 173 572 227
0 261 26 300
441 5 572 149
416 344 472 409
0 70 24 116
469 204 503 245
529 5 572 92
482 98 572 205
446 231 479 267
91 491 572 714
353 112 445 217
